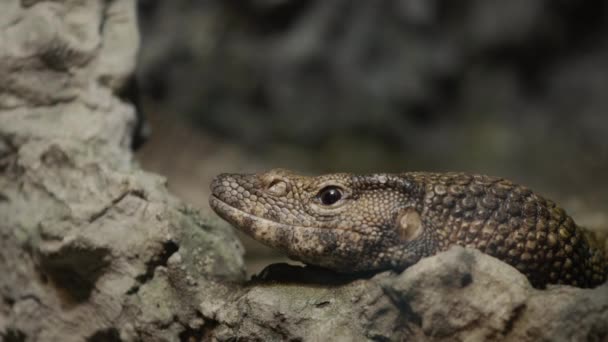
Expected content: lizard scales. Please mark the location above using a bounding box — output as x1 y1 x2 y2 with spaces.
209 169 607 288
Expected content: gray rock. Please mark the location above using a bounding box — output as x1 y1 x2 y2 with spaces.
0 1 244 341
187 247 607 341
384 247 608 341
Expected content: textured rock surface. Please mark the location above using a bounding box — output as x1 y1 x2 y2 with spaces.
384 247 608 341
0 1 244 341
1 1 607 342
191 247 607 341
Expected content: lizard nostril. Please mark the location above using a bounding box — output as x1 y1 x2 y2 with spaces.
267 179 288 196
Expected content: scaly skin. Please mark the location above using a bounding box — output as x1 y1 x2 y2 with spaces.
209 169 607 288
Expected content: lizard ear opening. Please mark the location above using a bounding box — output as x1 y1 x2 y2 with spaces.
397 209 423 242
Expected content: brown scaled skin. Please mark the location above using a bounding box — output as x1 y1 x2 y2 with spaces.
209 169 607 288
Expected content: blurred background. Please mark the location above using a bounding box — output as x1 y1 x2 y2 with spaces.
134 0 608 274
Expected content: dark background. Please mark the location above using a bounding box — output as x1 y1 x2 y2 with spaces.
134 0 608 273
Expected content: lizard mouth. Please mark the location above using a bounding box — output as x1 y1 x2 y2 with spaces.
209 195 366 270
209 195 298 250
209 195 365 237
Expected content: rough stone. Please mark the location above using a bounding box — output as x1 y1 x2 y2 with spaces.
383 247 608 341
0 1 244 341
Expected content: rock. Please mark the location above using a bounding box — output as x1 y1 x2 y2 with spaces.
197 269 402 341
383 247 608 341
0 1 244 341
188 246 608 341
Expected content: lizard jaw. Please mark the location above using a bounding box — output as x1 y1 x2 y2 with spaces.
209 195 369 271
210 195 297 251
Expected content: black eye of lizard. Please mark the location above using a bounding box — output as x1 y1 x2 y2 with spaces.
318 187 343 205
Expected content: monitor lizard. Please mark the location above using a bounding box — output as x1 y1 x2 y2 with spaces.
209 169 607 288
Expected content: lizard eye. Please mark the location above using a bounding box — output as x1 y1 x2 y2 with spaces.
317 186 343 206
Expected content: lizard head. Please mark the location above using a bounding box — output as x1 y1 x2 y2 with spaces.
209 169 432 272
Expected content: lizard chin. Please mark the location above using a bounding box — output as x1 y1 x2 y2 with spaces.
209 195 372 271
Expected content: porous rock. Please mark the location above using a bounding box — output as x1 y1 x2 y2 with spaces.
192 247 607 341
384 247 608 341
0 1 244 341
